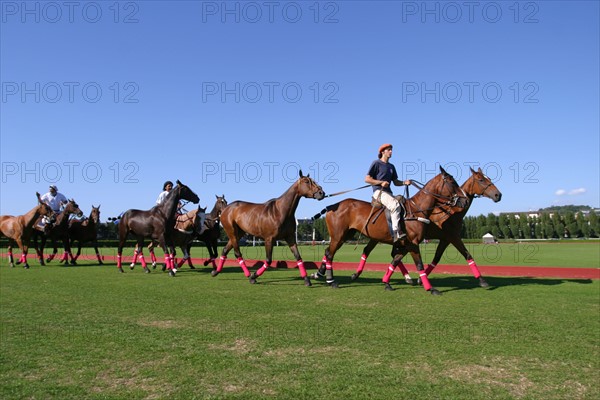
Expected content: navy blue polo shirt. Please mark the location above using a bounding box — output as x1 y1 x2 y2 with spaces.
367 159 398 194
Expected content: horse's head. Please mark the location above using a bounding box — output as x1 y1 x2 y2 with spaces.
214 195 228 215
195 205 208 234
430 167 466 208
64 199 83 218
297 170 325 200
175 180 200 204
469 167 502 202
90 205 101 224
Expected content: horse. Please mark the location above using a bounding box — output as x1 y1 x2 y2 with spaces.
116 180 199 276
348 167 502 288
129 205 207 270
0 193 55 268
67 205 103 265
32 199 83 265
196 195 228 268
312 167 465 294
211 171 325 285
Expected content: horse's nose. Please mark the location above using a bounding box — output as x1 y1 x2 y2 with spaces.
496 193 502 202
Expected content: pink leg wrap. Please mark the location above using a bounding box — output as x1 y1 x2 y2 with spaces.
139 254 147 268
8 251 14 263
131 250 139 266
117 254 122 268
357 254 367 274
419 271 433 291
255 261 270 277
238 257 250 277
150 251 157 263
297 259 307 278
382 265 395 283
59 252 68 262
47 253 56 261
216 256 227 272
177 257 186 268
468 259 481 279
425 263 436 276
164 255 172 270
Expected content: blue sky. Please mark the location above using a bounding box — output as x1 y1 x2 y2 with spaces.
1 0 599 221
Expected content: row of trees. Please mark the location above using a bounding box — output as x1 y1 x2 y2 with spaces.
299 209 600 241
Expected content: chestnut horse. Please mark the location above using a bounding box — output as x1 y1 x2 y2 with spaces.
313 167 465 295
0 193 55 268
116 180 199 276
211 171 325 285
130 205 207 270
67 205 103 265
32 199 83 265
348 167 502 288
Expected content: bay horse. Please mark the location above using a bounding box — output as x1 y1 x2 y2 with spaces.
0 193 55 268
196 195 228 269
116 180 199 276
313 167 465 294
32 199 83 265
130 205 207 270
67 205 103 265
420 167 502 286
348 167 502 288
211 171 325 285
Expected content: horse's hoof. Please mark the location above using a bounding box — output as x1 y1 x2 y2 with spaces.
70 261 77 265
417 277 423 286
250 272 257 280
118 268 124 273
168 270 176 277
9 263 14 268
249 277 257 284
430 288 442 296
203 260 210 266
479 278 489 288
144 268 150 274
328 281 339 289
24 264 30 269
304 277 312 287
189 265 195 270
405 278 414 286
45 258 51 263
98 261 104 265
152 263 157 269
350 273 359 281
210 270 219 277
384 283 394 291
161 265 166 272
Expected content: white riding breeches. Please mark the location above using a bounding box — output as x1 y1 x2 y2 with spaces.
372 190 401 236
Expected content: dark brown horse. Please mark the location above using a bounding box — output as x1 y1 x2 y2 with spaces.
197 195 228 268
116 180 199 276
348 167 502 288
130 205 207 270
313 167 465 294
0 193 55 268
211 171 325 285
67 205 103 265
32 199 83 265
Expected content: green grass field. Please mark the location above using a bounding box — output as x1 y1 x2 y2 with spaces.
1 243 598 399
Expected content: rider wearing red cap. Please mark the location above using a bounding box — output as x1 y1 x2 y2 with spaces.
365 143 411 243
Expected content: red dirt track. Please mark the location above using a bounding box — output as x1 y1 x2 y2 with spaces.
26 254 597 280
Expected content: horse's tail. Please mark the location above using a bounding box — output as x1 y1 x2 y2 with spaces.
312 202 341 220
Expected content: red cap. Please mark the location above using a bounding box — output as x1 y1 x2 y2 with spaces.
378 143 393 154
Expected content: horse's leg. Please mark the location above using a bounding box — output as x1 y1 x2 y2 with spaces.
7 242 14 267
249 239 274 283
136 239 149 273
148 241 157 269
424 239 450 276
15 238 30 269
93 242 103 265
350 239 379 281
288 241 312 287
211 241 233 277
130 243 139 268
116 221 128 272
32 233 44 266
449 237 489 288
382 252 407 291
407 244 441 296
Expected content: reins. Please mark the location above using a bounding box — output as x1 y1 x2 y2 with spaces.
323 184 371 198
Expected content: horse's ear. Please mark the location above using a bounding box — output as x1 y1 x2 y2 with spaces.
299 169 304 178
439 166 448 175
176 179 182 186
215 194 218 199
477 167 483 174
470 167 476 174
36 192 42 202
